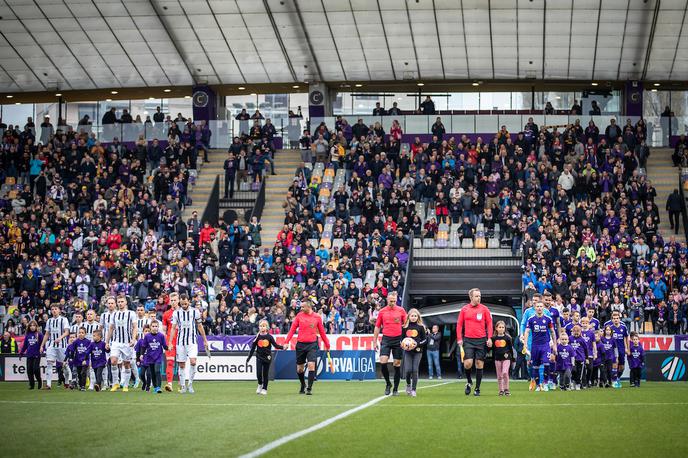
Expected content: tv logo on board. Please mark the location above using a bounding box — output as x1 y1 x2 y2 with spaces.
674 335 688 352
661 356 687 381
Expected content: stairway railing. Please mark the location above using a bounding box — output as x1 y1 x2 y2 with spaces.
200 175 220 227
247 178 267 223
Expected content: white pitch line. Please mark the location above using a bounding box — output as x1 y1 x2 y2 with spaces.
0 400 360 408
239 381 453 458
369 401 688 408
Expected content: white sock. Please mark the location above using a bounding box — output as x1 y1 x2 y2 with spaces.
46 361 54 387
179 367 186 387
189 364 196 384
111 364 119 386
89 368 95 389
121 368 131 387
131 361 138 382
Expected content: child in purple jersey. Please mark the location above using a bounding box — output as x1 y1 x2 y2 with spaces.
66 328 92 391
569 325 588 390
64 333 78 390
561 308 571 329
628 332 645 387
19 320 43 389
592 331 604 387
579 317 597 388
600 325 618 388
586 308 600 331
142 320 168 394
604 311 630 388
135 325 151 391
523 301 557 392
555 332 574 391
88 329 108 391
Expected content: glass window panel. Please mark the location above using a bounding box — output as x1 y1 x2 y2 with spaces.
512 91 533 110
389 93 418 112
405 115 430 135
475 115 499 134
543 115 569 128
480 92 511 110
447 92 479 110
499 114 522 133
450 115 475 133
1 103 34 128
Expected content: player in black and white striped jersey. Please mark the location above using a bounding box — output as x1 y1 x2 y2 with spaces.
83 309 101 390
69 311 84 335
39 304 70 390
132 304 151 389
83 309 102 341
106 295 138 392
99 297 117 389
171 293 209 394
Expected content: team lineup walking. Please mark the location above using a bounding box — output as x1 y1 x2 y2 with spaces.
15 287 645 397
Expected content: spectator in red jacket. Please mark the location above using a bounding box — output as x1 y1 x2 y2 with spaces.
199 222 216 247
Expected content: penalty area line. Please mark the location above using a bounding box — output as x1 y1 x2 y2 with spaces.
239 381 454 458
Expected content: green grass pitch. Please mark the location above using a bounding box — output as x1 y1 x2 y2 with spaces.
1 380 687 457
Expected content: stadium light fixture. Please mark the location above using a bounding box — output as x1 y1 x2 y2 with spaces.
6 95 12 98
55 93 62 97
355 83 363 87
292 85 300 89
148 97 156 100
651 89 658 92
164 89 172 93
417 82 424 87
472 82 479 86
111 91 118 94
106 98 112 102
238 87 246 90
653 83 660 87
184 95 191 99
15 102 20 105
591 82 598 86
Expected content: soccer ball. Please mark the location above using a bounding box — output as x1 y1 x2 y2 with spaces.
401 337 417 351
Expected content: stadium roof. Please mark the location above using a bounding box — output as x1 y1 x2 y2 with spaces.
0 0 686 93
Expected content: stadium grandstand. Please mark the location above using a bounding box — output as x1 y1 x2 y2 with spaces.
0 0 687 456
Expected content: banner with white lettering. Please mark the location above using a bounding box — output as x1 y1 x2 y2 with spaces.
272 350 376 380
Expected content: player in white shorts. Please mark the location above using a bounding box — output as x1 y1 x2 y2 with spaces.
106 295 138 392
100 297 116 389
171 293 209 394
132 304 151 389
40 304 70 389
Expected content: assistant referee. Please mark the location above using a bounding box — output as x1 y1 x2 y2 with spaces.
456 288 493 396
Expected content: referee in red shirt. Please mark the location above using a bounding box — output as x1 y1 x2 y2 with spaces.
284 296 330 395
373 291 407 396
456 288 493 396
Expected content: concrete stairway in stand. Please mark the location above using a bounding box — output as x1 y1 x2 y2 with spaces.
260 149 303 244
182 149 227 222
645 147 678 240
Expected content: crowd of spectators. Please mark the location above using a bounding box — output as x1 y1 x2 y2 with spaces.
2 98 686 343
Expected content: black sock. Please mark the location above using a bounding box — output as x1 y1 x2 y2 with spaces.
381 364 391 385
393 366 401 391
307 371 315 390
465 367 473 385
298 371 305 389
406 372 411 385
476 368 483 389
